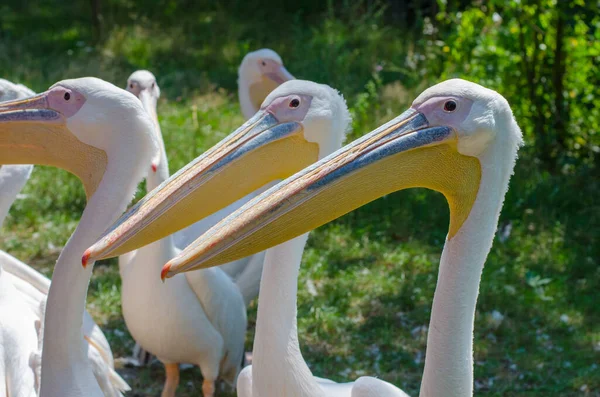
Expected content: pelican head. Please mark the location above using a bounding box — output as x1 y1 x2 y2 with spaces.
238 48 295 118
0 77 158 199
0 78 36 102
155 79 523 275
127 70 163 173
85 79 350 262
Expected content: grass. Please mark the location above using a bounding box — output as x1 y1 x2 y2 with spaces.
1 1 599 396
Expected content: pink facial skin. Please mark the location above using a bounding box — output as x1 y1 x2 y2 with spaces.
263 94 312 122
0 86 86 120
46 86 87 118
413 96 474 130
127 81 142 97
127 80 157 98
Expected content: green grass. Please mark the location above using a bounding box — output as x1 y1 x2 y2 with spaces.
1 1 599 396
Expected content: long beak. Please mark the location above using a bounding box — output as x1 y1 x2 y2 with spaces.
138 89 162 173
85 109 319 262
0 94 107 199
162 108 482 277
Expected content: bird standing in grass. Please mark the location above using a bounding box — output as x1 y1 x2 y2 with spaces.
119 70 247 397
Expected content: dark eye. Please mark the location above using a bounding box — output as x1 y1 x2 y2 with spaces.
151 82 155 89
289 98 300 108
443 100 457 112
64 92 71 101
261 61 266 66
129 83 134 89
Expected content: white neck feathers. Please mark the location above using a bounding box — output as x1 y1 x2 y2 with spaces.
40 146 149 396
420 118 520 397
253 233 324 397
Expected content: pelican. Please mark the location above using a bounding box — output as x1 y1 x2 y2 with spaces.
174 48 295 306
0 80 129 397
90 79 523 396
120 70 247 397
0 77 161 396
85 79 351 395
237 48 295 120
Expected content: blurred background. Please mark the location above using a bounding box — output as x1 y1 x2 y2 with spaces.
0 0 598 395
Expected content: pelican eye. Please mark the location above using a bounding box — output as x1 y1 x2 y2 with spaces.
289 98 300 108
129 83 134 89
443 100 457 112
261 61 266 66
64 92 71 101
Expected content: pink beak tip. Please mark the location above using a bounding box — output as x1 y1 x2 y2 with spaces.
161 263 171 281
82 250 91 268
151 163 158 173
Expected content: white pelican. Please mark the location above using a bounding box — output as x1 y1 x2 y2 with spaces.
84 79 352 395
238 48 295 120
173 48 295 306
120 69 247 397
0 77 161 396
94 79 523 396
0 80 129 397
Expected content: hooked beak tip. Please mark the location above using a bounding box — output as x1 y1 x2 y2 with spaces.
151 163 158 173
161 263 172 282
82 250 91 268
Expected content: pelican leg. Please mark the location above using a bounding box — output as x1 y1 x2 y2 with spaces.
202 378 215 397
161 363 180 397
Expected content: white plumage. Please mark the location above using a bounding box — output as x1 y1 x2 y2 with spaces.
0 80 129 397
120 70 247 397
0 77 159 396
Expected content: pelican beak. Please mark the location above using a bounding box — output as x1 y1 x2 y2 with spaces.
162 108 482 276
0 93 107 199
137 89 162 173
265 65 295 85
85 109 319 262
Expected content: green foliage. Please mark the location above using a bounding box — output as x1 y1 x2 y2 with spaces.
431 0 600 170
